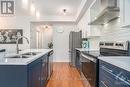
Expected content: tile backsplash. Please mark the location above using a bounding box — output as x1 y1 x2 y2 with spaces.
88 18 130 50
100 18 130 41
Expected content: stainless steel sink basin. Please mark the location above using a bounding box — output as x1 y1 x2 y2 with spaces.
5 55 30 58
4 52 41 58
22 52 41 56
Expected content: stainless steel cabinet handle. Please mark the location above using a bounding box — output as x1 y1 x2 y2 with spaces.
101 81 109 87
101 65 113 73
42 59 46 63
41 77 43 80
42 63 45 66
38 77 41 81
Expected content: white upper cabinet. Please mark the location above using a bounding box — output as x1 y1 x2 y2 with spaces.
90 0 101 22
78 8 101 38
120 0 130 27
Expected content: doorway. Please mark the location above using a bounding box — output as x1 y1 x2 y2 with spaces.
30 23 53 49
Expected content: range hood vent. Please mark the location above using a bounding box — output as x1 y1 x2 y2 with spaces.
89 7 120 25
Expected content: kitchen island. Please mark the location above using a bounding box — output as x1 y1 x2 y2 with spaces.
0 49 53 87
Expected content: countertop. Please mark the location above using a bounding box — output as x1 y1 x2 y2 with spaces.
82 51 100 58
0 49 52 65
75 48 99 52
98 57 130 72
75 48 100 58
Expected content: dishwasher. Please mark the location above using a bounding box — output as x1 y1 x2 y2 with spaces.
80 53 98 87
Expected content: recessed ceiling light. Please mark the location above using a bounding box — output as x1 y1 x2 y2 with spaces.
30 3 35 14
44 25 49 29
36 11 40 18
22 0 28 9
63 9 67 15
22 0 28 5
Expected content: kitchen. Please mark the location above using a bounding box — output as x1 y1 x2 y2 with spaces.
0 0 130 87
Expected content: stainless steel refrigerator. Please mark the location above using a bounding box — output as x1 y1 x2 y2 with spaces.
69 31 82 67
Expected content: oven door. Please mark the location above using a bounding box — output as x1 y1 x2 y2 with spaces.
80 53 98 87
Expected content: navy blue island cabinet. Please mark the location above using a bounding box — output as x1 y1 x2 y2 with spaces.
99 60 130 87
0 54 49 87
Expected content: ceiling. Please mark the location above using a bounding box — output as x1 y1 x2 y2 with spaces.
15 0 92 22
34 0 81 16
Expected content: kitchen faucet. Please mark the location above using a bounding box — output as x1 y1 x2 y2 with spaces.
16 36 29 54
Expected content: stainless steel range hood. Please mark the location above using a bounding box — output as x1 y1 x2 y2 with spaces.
89 0 120 25
89 7 119 25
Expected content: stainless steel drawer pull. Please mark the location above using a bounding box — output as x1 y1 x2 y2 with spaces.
101 81 109 87
42 63 45 66
101 65 113 73
41 77 44 80
38 77 41 81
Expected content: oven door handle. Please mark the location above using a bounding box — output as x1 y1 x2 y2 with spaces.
81 53 96 63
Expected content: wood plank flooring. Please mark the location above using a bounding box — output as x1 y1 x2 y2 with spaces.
46 63 84 87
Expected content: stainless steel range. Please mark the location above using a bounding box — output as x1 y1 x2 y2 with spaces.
80 41 130 87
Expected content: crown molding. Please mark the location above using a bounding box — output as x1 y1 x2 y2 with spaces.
75 0 95 24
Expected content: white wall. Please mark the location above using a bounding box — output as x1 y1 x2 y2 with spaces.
30 24 53 49
0 0 35 53
30 23 77 62
41 28 53 49
52 24 77 62
0 16 31 53
100 18 130 41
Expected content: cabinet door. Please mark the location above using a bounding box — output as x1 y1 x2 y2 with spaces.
99 68 114 87
120 0 130 27
29 61 42 87
41 54 48 87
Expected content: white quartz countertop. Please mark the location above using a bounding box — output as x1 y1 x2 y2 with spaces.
75 48 99 52
0 49 52 65
98 57 130 72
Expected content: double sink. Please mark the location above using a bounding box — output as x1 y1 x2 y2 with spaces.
5 52 41 58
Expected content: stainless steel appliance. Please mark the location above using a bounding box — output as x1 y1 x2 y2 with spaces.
81 53 98 87
80 41 130 87
69 31 82 67
89 0 120 25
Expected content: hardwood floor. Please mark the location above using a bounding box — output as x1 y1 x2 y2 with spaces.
46 63 84 87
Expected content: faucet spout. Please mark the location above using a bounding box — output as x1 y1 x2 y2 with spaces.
16 36 29 54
